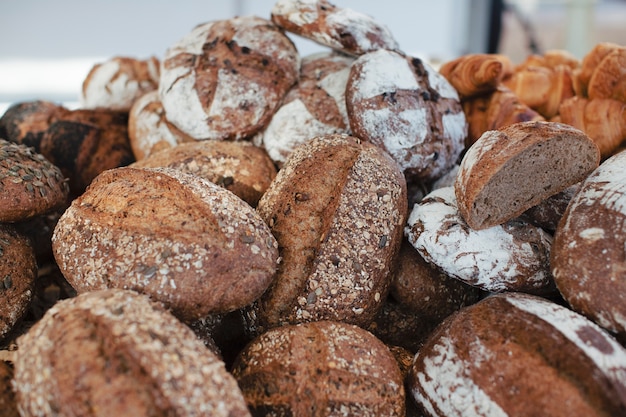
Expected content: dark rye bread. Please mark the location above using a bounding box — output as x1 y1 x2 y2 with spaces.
0 139 69 223
131 139 277 208
247 134 407 334
231 320 405 416
0 360 19 417
13 289 251 417
455 120 600 230
0 100 68 152
408 292 626 417
271 0 399 56
0 224 36 341
159 15 300 141
52 166 279 322
551 150 626 341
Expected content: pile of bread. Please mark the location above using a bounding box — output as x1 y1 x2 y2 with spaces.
1 0 626 416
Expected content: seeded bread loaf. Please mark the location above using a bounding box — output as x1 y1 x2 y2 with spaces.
231 320 405 416
408 292 626 417
52 166 279 322
13 289 251 417
455 120 600 230
247 134 407 334
551 150 626 341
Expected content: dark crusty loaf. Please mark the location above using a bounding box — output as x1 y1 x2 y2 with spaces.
159 15 300 141
271 0 399 56
0 360 18 417
408 292 626 417
346 49 467 183
454 120 600 230
13 289 251 417
52 166 279 322
551 150 626 341
0 139 69 223
231 320 405 416
0 224 36 341
247 134 407 334
0 100 68 152
131 139 277 207
405 186 555 294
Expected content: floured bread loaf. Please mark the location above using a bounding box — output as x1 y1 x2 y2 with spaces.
346 49 467 183
13 289 252 417
231 320 405 416
128 90 194 160
455 120 600 230
551 150 626 340
254 51 353 166
52 167 279 321
271 0 399 56
81 56 160 112
247 134 407 334
405 187 554 294
159 15 300 140
408 292 626 417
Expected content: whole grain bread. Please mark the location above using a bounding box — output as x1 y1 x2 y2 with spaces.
52 166 279 322
0 100 68 152
455 120 600 230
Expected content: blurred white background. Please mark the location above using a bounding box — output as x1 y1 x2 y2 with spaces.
1 0 625 114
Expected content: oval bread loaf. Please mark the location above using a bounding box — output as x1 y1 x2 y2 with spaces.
52 166 279 321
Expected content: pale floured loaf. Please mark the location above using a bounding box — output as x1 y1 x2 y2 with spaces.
455 120 600 230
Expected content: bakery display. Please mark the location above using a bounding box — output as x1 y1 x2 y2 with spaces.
1 0 625 415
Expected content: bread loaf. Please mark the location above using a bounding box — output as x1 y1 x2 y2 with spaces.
248 134 407 333
0 100 68 152
551 149 626 341
408 292 626 417
271 0 399 56
346 49 467 183
0 360 18 417
455 120 600 230
159 15 300 140
52 166 279 322
13 289 251 417
231 320 405 416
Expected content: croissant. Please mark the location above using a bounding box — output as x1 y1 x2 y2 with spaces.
575 42 623 97
439 54 514 99
503 64 575 119
462 86 545 147
519 49 580 71
556 96 626 158
587 46 626 103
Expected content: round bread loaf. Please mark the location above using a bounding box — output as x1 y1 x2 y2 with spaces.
346 49 467 183
247 134 407 333
231 320 405 416
0 100 68 152
408 292 626 417
254 51 353 166
519 183 579 233
0 224 36 341
454 120 600 230
128 90 194 160
405 186 555 294
40 108 135 196
131 139 277 207
0 139 69 223
0 360 18 417
52 166 279 321
551 150 626 340
81 56 160 111
13 289 251 417
271 0 399 56
159 15 300 140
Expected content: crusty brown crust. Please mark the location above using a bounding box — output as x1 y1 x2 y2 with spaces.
0 360 19 417
249 134 407 333
231 320 405 416
13 289 251 417
0 224 36 342
0 139 69 223
52 166 279 322
131 139 277 207
0 100 68 152
455 120 600 230
551 150 626 340
408 292 626 417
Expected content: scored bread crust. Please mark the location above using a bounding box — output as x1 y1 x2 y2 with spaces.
52 166 279 321
455 120 600 230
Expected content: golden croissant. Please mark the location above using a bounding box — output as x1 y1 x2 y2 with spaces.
439 53 513 100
